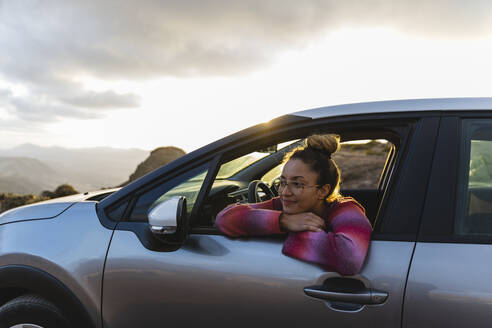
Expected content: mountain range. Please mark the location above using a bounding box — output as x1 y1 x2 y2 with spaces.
0 144 149 194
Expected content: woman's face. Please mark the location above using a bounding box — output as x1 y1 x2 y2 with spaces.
279 159 330 215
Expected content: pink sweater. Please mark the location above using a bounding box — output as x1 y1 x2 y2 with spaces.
215 197 372 275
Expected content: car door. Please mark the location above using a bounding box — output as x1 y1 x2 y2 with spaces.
403 114 492 328
101 115 440 328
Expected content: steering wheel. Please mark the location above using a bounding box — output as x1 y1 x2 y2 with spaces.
248 180 275 203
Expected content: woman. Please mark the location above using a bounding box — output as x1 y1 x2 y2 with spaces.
215 134 372 275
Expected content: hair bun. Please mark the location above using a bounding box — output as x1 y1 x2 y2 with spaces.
306 134 340 157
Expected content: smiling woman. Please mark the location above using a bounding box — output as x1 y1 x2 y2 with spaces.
215 134 372 275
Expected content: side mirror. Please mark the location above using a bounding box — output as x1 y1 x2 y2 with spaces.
148 196 188 245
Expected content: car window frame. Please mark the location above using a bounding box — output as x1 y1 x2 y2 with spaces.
419 111 492 244
97 111 442 249
371 115 441 240
96 157 220 251
189 113 436 242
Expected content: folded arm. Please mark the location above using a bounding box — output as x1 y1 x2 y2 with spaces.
282 201 372 275
215 198 285 237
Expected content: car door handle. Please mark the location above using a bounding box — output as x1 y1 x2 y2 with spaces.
304 285 388 305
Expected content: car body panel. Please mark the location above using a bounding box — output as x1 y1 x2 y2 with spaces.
0 202 112 328
103 233 414 328
0 188 120 225
403 243 492 328
0 202 75 225
403 111 492 328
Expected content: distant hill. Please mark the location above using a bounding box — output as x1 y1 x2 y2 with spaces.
0 144 149 193
0 141 390 195
335 141 391 189
0 157 63 194
125 146 186 184
0 156 55 177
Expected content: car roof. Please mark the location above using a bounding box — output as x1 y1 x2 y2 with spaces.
292 97 492 119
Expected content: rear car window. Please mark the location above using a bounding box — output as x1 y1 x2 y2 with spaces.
455 119 492 235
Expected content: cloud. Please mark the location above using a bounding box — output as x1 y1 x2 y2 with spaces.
60 90 140 109
1 0 491 123
3 1 492 80
0 87 137 123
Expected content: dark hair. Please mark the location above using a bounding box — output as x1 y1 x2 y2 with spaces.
285 134 341 202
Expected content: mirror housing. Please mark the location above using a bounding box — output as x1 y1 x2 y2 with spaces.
148 196 188 245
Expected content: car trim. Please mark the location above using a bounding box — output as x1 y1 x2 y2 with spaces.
189 114 428 240
98 114 311 209
100 111 458 247
293 97 492 119
373 116 440 239
419 112 492 243
99 111 439 214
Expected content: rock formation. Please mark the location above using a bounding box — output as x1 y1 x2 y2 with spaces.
126 146 186 183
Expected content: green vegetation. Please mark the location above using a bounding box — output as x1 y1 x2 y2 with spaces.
0 184 78 213
40 184 78 199
469 140 492 187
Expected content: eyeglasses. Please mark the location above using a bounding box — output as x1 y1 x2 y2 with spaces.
278 179 319 194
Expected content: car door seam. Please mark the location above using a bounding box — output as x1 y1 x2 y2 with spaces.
400 114 442 328
100 226 116 328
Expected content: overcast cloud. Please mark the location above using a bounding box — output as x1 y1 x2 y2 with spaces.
1 0 492 124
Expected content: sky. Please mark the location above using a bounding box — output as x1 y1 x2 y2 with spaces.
1 0 492 152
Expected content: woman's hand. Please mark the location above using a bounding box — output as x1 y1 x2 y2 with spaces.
279 212 326 232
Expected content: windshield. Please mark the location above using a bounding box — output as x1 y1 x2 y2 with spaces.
213 139 302 180
215 153 270 179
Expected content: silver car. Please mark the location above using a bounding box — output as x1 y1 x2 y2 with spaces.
1 98 492 328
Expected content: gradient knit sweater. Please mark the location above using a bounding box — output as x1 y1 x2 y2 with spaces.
215 197 372 275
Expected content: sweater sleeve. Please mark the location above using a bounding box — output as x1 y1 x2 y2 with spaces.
281 199 372 275
215 198 285 237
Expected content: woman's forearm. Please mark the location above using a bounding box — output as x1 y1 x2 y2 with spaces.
282 202 372 275
215 199 285 237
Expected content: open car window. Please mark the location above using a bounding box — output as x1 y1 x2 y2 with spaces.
194 136 395 228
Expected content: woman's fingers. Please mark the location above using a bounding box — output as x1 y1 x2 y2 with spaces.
281 212 326 232
303 224 323 232
304 213 325 228
300 220 324 232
